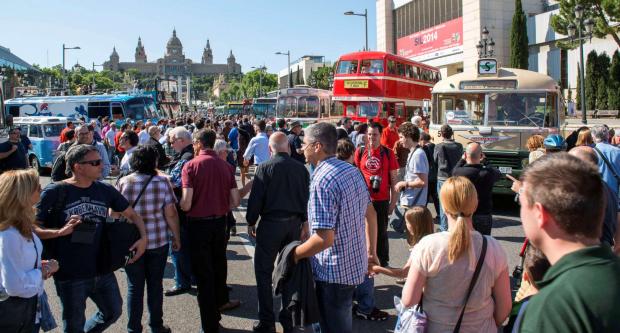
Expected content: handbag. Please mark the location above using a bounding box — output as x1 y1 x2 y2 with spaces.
453 235 488 333
394 295 427 333
98 174 154 274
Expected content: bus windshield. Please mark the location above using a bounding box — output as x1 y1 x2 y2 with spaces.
43 124 64 137
358 102 379 117
253 103 276 118
278 97 297 117
298 96 319 118
126 99 146 120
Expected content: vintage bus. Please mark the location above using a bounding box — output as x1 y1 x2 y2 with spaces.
332 51 440 127
275 86 332 127
252 97 277 119
4 94 163 123
431 62 564 194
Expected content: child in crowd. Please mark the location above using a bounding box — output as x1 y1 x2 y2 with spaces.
372 206 434 279
504 245 550 332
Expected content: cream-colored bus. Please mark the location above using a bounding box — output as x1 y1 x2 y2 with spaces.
430 65 564 194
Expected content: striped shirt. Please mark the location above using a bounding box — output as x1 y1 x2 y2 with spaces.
308 156 370 285
117 173 177 249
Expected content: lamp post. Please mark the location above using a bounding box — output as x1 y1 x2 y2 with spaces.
251 65 267 97
62 43 81 95
567 5 595 125
475 26 495 58
92 62 103 93
344 9 368 51
275 51 291 88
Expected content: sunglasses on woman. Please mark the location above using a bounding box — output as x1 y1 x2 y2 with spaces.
78 159 103 166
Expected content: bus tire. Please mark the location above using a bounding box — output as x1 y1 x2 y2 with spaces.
29 155 41 172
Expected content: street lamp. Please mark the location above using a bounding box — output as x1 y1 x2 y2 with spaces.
251 65 267 97
567 5 595 125
476 26 495 58
62 43 81 95
344 9 368 51
92 62 104 93
275 51 292 88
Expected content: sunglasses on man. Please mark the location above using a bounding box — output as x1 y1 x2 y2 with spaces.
78 159 103 166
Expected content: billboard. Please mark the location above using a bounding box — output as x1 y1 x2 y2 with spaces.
397 17 463 62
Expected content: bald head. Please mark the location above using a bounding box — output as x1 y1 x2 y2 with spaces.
269 131 290 154
465 142 482 163
569 146 598 166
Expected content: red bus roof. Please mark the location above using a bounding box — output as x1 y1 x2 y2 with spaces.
336 51 438 71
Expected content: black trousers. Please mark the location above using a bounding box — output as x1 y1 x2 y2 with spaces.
0 295 37 333
188 217 228 333
254 217 302 329
373 200 390 266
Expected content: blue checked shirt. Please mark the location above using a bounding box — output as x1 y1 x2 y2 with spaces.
308 156 371 285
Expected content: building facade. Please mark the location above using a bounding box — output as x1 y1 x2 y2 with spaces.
103 29 242 78
277 55 333 88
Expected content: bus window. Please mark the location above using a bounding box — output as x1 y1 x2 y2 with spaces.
278 97 297 117
397 62 406 77
337 60 358 74
30 125 42 138
387 60 396 75
126 99 146 120
346 104 356 117
8 106 20 117
44 124 64 138
358 102 379 117
438 94 484 126
298 96 319 118
395 103 405 117
332 101 344 117
487 93 546 127
143 98 158 118
544 93 558 127
361 59 384 74
87 102 111 119
111 103 124 120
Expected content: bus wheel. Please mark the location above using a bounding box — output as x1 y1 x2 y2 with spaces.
29 155 40 171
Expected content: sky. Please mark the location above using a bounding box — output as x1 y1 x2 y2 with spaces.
1 0 377 74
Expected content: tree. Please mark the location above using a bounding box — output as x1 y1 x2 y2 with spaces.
308 66 334 90
510 0 529 69
576 71 581 110
550 0 620 49
608 50 620 111
596 52 611 109
585 50 598 110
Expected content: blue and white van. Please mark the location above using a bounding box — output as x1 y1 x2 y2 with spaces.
12 116 72 170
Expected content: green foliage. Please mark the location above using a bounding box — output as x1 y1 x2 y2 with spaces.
608 51 620 110
585 50 598 110
307 66 333 90
510 0 529 69
550 0 620 49
595 52 610 109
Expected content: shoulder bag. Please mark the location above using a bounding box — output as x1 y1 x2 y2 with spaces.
594 147 620 198
453 235 488 333
98 174 154 274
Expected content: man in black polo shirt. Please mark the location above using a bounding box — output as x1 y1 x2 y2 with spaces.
287 121 305 164
452 142 501 235
246 131 310 333
0 127 28 173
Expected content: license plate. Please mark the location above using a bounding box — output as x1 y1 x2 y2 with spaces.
499 166 512 174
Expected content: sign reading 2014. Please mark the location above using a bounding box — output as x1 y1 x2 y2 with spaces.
414 31 438 46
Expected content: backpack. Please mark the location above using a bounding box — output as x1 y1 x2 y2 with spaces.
51 151 70 182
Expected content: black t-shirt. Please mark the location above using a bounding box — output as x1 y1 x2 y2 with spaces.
36 181 130 280
0 141 28 171
452 160 501 215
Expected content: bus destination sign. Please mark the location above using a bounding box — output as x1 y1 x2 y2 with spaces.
344 80 369 89
459 80 517 90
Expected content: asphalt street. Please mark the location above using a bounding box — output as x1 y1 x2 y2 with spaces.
40 174 524 333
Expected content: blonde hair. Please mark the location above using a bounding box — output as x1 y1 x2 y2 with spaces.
575 129 594 147
439 176 478 263
404 206 434 247
0 169 40 239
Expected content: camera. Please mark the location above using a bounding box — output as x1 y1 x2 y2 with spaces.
370 175 382 193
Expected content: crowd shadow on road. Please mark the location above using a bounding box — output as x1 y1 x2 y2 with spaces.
228 249 252 261
494 235 525 243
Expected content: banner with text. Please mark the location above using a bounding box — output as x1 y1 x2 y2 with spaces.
397 17 463 61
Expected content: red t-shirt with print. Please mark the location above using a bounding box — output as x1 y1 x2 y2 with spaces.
355 145 399 201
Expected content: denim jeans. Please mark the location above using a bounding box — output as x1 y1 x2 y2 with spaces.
53 273 122 333
125 244 169 333
354 275 375 315
315 281 355 333
170 221 193 289
437 179 448 231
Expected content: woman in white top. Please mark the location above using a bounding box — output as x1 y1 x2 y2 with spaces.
0 169 59 333
401 176 512 332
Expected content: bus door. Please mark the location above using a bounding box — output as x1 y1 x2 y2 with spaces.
381 102 404 124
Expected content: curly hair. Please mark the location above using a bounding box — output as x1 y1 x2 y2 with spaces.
397 122 420 142
526 134 544 152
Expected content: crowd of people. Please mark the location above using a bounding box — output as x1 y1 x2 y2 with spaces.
1 113 620 333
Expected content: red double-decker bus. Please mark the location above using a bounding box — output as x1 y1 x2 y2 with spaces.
331 51 441 126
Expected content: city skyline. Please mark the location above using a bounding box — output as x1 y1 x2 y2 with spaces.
1 0 377 74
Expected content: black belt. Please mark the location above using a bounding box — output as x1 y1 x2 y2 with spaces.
263 215 302 222
188 215 226 222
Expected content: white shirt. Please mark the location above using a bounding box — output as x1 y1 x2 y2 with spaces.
120 146 137 171
105 129 117 147
138 130 150 145
0 227 43 298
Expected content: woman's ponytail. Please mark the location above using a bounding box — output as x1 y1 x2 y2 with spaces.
448 213 472 263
